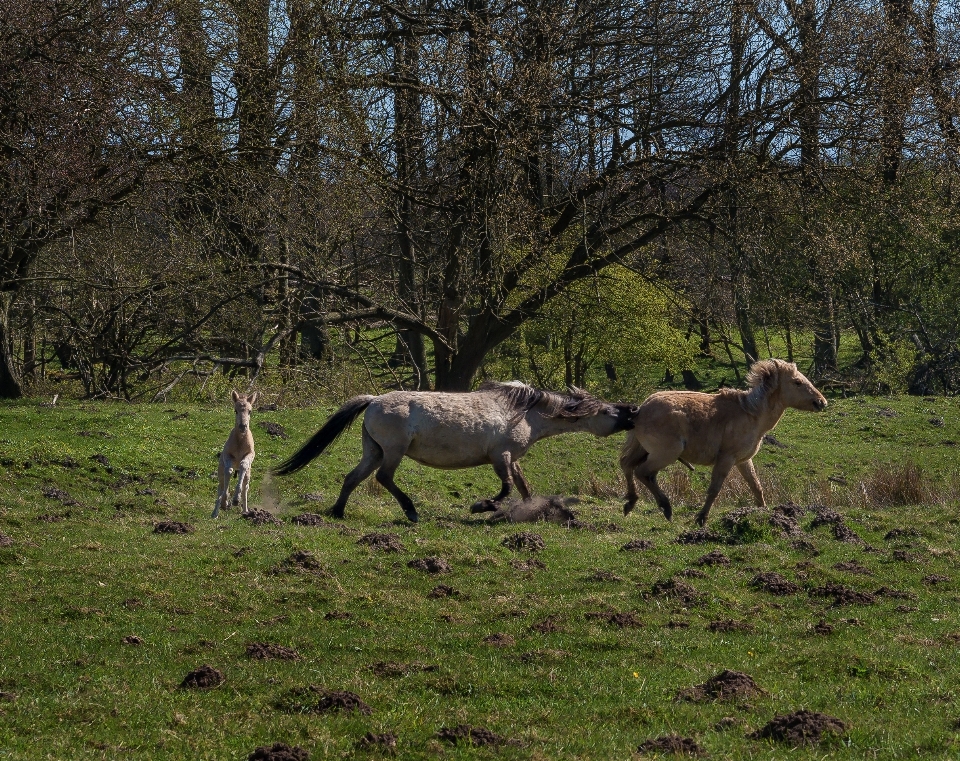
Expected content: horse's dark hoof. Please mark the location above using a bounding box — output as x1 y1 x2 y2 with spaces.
623 500 636 516
329 507 345 520
405 510 419 523
231 497 239 506
662 504 672 521
471 499 497 514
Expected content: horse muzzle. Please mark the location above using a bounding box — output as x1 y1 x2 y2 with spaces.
813 398 828 411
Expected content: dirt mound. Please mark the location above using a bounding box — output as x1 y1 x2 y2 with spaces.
885 528 921 541
407 556 451 573
247 743 309 761
427 584 459 598
291 513 329 526
651 577 701 605
621 539 654 551
436 724 512 747
812 619 834 635
323 611 351 621
153 521 195 534
357 532 405 552
588 569 624 582
708 619 754 633
769 511 802 536
585 610 643 628
483 633 516 646
678 568 706 578
90 453 111 470
356 733 397 752
242 509 282 526
751 572 800 595
530 616 563 634
874 587 915 600
272 550 326 575
510 558 546 571
696 549 730 566
274 686 372 715
41 485 80 506
809 583 876 605
488 495 577 524
501 532 545 552
791 538 820 555
923 574 950 585
179 665 224 689
678 669 765 702
750 710 847 745
0 533 12 547
773 502 807 519
832 522 865 545
122 635 144 645
833 560 872 575
257 421 288 439
369 661 435 677
810 507 842 527
246 642 300 660
637 734 704 756
676 528 725 544
892 549 921 562
721 506 768 541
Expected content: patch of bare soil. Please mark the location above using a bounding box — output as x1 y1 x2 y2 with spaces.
676 528 725 544
90 453 112 471
751 572 800 595
323 611 351 621
588 569 624 582
791 538 820 555
708 619 754 633
274 686 372 715
369 661 436 677
585 610 643 628
696 549 730 566
874 586 916 600
272 550 326 575
242 509 282 526
895 604 919 613
153 521 195 534
923 574 951 585
530 616 562 634
750 710 847 745
258 421 288 439
651 577 701 605
832 522 866 545
427 584 459 599
356 733 397 752
770 511 802 537
667 619 690 629
357 532 405 552
637 734 704 756
41 485 80 506
246 642 300 660
885 528 921 541
833 560 873 575
291 512 330 526
809 583 876 606
179 665 224 689
37 510 71 522
501 532 545 552
436 725 514 747
122 635 144 645
678 670 766 702
0 533 12 547
510 558 546 571
810 507 842 527
483 633 516 646
621 539 655 551
247 743 309 761
892 549 921 562
812 619 834 635
407 556 451 573
678 568 706 578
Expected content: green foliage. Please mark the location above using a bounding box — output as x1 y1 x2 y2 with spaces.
868 338 917 395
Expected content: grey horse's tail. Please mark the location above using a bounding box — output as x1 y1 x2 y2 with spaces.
273 395 375 476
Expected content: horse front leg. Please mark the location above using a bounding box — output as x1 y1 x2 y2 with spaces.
737 459 765 507
695 456 736 527
511 461 531 500
471 452 514 514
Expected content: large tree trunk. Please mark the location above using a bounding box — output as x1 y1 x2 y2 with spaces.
0 291 23 398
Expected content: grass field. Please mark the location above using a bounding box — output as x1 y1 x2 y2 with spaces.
1 393 959 759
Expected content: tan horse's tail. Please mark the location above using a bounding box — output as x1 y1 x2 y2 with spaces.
273 395 374 476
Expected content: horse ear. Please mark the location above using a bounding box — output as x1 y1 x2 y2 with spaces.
231 389 240 403
249 392 259 407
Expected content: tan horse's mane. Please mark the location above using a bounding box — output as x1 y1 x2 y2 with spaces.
478 381 608 420
720 359 799 416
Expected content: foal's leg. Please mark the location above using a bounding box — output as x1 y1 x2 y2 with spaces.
694 455 736 527
737 459 765 507
212 453 229 518
330 426 383 519
471 452 514 513
511 461 531 500
234 454 254 514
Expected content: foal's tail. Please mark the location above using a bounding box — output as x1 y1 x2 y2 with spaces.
273 395 375 476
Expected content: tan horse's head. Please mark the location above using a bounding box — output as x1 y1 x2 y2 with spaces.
745 360 827 413
231 389 258 433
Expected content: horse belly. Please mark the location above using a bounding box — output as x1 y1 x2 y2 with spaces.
405 439 490 469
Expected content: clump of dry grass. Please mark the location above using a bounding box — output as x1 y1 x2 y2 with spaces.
860 462 944 507
582 472 622 499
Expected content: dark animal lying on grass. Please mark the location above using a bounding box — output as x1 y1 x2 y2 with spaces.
621 359 827 526
484 495 580 524
274 382 637 523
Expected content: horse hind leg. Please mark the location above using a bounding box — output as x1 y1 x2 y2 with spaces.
634 448 680 521
471 452 514 514
511 461 531 500
375 452 418 523
620 437 648 516
330 426 383 519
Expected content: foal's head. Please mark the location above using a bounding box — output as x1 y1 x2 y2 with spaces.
746 360 827 413
231 390 258 433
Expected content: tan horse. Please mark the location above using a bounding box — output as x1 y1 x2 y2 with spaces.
212 390 258 518
620 359 827 526
274 382 638 522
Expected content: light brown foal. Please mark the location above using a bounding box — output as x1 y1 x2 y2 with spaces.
212 390 257 518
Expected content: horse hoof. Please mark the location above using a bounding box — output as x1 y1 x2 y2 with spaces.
470 500 497 514
623 501 635 516
211 508 219 519
328 508 345 520
231 497 239 506
663 506 672 521
405 510 419 523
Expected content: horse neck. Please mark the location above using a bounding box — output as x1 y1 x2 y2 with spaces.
525 411 582 442
754 390 786 433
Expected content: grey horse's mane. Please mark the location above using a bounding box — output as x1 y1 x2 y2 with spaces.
725 358 799 415
479 381 607 421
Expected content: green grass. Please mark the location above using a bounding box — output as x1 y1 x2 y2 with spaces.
1 395 960 759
